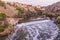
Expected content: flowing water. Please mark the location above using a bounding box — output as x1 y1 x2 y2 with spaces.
6 19 59 40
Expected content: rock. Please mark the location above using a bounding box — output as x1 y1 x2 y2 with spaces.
6 18 19 25
0 28 11 36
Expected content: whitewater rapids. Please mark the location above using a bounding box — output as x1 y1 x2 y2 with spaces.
6 19 59 40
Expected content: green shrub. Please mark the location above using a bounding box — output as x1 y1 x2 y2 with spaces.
16 7 24 13
24 14 30 20
14 7 24 18
0 21 9 32
55 16 60 24
0 12 7 20
0 1 6 8
0 26 4 32
45 13 54 19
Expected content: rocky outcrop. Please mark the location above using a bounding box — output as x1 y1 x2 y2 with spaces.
0 28 11 36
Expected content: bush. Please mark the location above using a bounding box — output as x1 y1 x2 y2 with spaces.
14 7 24 18
0 1 6 9
45 13 54 19
16 7 24 13
55 16 60 24
0 26 4 32
0 12 7 20
0 21 9 32
0 23 9 32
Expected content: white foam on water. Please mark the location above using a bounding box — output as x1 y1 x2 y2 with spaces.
6 20 59 40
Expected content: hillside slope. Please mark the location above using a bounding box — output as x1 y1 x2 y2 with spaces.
0 1 44 17
45 1 60 14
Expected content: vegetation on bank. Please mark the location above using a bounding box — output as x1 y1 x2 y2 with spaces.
55 16 60 28
0 12 8 40
44 13 60 28
0 1 6 9
0 12 7 20
13 7 24 18
0 12 9 32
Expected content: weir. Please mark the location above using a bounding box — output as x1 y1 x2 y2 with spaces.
6 19 59 40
